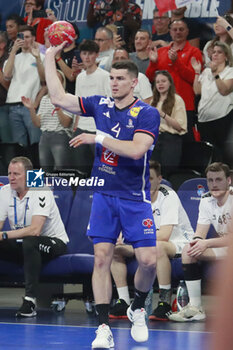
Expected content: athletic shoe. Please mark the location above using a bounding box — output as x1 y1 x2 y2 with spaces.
149 301 172 321
168 303 206 322
92 324 114 349
109 299 129 319
127 305 148 342
16 297 37 317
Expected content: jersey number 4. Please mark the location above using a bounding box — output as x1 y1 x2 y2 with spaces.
111 123 121 138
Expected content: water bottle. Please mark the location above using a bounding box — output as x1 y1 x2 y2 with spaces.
144 287 153 321
176 280 189 311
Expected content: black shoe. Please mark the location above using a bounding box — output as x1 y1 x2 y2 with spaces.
109 299 129 319
149 302 172 321
16 297 37 317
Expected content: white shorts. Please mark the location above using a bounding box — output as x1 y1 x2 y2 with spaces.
212 246 228 258
171 240 190 255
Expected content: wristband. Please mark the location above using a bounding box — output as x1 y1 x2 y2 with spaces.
193 236 203 240
226 25 232 32
95 134 105 145
56 57 62 63
2 232 8 240
215 74 220 80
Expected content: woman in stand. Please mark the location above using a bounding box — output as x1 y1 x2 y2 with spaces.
191 41 233 162
203 15 233 65
150 70 187 178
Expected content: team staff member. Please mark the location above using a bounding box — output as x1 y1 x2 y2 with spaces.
45 42 160 348
0 157 69 317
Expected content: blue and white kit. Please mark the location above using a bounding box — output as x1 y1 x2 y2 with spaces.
79 95 160 246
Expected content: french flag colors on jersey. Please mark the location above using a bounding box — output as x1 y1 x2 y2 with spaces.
154 0 196 15
79 95 160 202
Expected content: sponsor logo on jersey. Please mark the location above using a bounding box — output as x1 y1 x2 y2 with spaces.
101 148 119 166
99 97 114 108
142 218 153 228
126 118 134 128
129 107 141 118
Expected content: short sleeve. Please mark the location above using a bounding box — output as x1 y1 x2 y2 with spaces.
30 190 52 217
134 105 160 142
160 191 179 226
197 198 211 225
79 95 104 120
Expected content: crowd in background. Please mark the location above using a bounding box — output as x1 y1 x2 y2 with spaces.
0 0 233 182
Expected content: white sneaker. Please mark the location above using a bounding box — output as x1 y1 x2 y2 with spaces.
127 305 148 342
168 303 206 322
92 324 114 349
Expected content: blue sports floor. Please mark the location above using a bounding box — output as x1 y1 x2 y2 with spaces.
0 305 210 350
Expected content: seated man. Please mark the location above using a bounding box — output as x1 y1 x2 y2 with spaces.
0 156 69 317
169 162 233 322
110 160 194 320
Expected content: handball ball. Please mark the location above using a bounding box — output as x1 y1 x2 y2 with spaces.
48 21 76 46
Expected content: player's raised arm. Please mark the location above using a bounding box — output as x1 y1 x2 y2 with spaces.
45 42 81 114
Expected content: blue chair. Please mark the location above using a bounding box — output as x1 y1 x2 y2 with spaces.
0 176 10 230
66 187 94 255
177 178 208 231
0 176 9 187
45 177 74 228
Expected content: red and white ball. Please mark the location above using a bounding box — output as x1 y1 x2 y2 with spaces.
48 21 76 46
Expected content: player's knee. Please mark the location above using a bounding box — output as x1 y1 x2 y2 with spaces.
138 255 156 272
94 249 112 269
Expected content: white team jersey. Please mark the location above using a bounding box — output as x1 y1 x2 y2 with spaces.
0 185 69 244
151 184 194 243
197 188 233 237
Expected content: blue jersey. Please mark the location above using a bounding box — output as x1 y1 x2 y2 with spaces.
79 95 160 202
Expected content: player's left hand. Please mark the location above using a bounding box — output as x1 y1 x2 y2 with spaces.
69 133 96 148
187 239 208 257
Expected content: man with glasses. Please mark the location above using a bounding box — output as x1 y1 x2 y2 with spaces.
94 27 115 71
152 9 172 48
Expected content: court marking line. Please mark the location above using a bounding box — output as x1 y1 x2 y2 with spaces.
0 321 211 334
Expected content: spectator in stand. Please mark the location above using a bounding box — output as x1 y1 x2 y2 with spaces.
87 0 142 52
0 31 14 174
3 25 44 167
129 29 151 75
94 27 115 71
22 70 74 172
191 41 233 163
23 0 56 44
55 22 81 95
169 162 233 322
112 48 152 104
171 6 201 48
5 14 24 53
203 15 233 66
152 9 172 48
146 19 203 141
109 161 194 320
73 40 111 176
150 70 187 178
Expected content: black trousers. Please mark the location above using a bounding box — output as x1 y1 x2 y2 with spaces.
151 132 182 178
198 109 233 163
0 236 67 297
